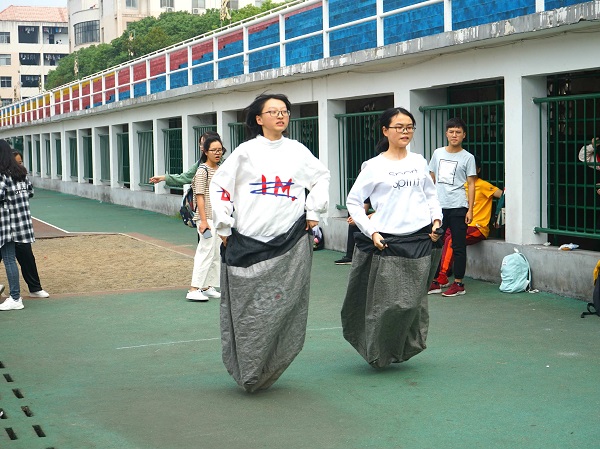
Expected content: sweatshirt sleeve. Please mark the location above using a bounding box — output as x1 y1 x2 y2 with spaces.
165 161 199 187
303 153 330 222
346 162 377 238
209 154 238 237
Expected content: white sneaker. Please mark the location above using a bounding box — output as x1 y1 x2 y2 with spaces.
202 287 221 298
29 289 50 298
0 297 24 311
186 289 209 302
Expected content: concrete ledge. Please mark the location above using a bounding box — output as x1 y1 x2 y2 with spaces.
31 178 181 216
467 240 597 301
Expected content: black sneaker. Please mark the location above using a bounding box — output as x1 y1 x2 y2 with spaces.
334 256 352 265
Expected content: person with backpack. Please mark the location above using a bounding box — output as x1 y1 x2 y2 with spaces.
0 139 35 311
149 131 220 187
185 134 226 301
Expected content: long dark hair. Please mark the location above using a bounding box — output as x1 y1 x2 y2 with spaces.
244 92 292 140
375 107 416 154
0 139 27 181
199 135 226 163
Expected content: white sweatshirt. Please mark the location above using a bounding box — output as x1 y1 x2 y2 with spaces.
347 152 442 238
209 135 330 240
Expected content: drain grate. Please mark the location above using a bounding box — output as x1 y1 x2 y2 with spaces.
0 359 56 448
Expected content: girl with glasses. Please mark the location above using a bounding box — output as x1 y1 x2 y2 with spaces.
341 107 442 368
209 93 330 392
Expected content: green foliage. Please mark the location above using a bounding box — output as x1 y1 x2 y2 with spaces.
45 2 288 90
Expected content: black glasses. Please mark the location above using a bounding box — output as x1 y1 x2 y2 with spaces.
387 126 416 133
207 149 223 153
261 110 291 117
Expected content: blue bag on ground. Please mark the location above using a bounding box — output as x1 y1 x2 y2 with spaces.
499 250 531 293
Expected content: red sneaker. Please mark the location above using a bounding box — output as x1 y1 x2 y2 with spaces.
436 273 450 287
428 281 442 295
442 282 465 297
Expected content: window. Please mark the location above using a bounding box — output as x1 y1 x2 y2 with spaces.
19 53 41 66
1 98 11 106
230 0 239 9
0 76 12 88
0 32 10 44
18 26 39 44
74 21 100 46
126 0 138 7
0 54 11 66
160 0 174 8
192 0 205 7
21 74 40 88
44 53 67 66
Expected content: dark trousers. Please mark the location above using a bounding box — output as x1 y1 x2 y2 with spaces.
345 224 359 259
0 242 43 292
435 207 468 280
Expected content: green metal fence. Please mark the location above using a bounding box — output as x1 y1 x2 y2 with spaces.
163 128 183 191
193 125 218 160
117 133 130 185
99 134 110 182
82 135 93 181
227 117 319 157
34 140 40 175
419 100 505 189
55 138 62 176
137 130 153 188
27 141 32 173
44 139 51 176
335 111 384 208
69 137 77 180
533 93 599 240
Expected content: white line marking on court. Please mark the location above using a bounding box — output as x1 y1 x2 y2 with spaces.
116 327 342 350
116 337 220 350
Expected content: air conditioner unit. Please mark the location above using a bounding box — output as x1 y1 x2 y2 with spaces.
192 8 201 14
165 7 174 12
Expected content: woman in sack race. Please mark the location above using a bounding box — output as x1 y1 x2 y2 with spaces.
185 134 226 301
209 93 330 392
341 107 443 368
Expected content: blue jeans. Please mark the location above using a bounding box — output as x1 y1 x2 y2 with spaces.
1 241 21 299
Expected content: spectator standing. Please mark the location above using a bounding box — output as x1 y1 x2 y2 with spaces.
429 156 502 291
0 140 35 311
428 117 477 297
186 135 225 301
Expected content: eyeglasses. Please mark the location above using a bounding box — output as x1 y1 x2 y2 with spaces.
387 126 416 133
207 149 223 153
260 109 291 117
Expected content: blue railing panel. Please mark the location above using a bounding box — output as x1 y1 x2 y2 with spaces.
384 2 444 45
249 47 280 72
286 35 324 65
330 20 377 57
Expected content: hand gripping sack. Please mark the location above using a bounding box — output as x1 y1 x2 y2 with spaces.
499 250 531 293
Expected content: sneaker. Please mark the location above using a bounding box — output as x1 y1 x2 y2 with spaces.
186 289 209 302
442 282 466 297
436 274 451 288
334 256 352 265
0 297 24 311
29 289 50 298
428 281 442 295
202 287 221 298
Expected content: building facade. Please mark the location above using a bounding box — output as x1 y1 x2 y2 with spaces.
69 0 263 52
0 0 599 299
0 6 69 105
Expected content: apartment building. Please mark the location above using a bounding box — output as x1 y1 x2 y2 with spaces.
69 0 263 52
0 6 69 106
